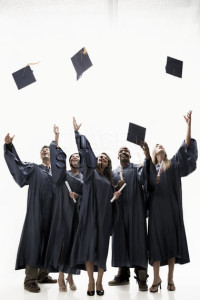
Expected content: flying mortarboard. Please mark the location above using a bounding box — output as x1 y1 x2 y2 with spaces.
71 47 92 80
127 122 146 146
165 56 183 78
12 62 39 90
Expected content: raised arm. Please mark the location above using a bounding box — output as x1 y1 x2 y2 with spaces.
73 117 97 182
54 124 60 148
184 110 192 148
4 134 34 187
50 125 67 184
172 111 197 177
137 141 157 190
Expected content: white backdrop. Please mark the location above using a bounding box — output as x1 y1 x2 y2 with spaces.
0 0 199 299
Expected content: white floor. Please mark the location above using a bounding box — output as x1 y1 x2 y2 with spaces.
1 261 199 300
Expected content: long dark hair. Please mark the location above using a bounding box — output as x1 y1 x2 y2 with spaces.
97 152 114 186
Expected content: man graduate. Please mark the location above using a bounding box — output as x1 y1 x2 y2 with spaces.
4 134 57 293
109 138 154 291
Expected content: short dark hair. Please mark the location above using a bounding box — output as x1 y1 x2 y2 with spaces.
40 145 49 152
69 153 79 162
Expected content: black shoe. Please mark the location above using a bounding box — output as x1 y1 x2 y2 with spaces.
150 281 162 293
87 290 95 296
96 290 104 296
134 269 149 291
167 282 175 291
38 275 57 284
108 275 129 286
24 282 40 293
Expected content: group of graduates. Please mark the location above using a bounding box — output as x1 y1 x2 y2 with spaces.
4 112 198 295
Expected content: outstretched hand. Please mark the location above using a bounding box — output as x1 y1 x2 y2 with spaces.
73 117 82 132
54 124 59 147
5 133 15 144
184 110 192 126
140 141 150 159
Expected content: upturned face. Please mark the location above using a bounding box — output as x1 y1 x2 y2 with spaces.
40 147 50 160
97 153 109 168
69 153 80 168
155 144 166 156
118 147 131 162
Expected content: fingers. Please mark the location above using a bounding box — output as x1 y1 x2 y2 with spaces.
140 141 148 150
5 133 14 144
155 176 160 184
69 191 74 199
73 117 77 131
114 191 121 199
184 110 192 121
54 124 59 134
73 117 82 131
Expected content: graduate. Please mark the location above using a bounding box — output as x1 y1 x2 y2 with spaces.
70 117 120 296
4 134 57 293
44 125 83 292
148 111 198 292
109 140 154 291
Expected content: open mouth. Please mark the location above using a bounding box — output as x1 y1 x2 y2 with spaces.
120 153 129 158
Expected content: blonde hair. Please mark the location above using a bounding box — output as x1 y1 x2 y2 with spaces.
152 145 171 172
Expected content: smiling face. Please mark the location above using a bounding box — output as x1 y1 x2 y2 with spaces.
69 153 80 169
97 153 109 168
118 147 131 164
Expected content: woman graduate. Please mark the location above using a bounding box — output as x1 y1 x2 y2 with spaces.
70 118 120 296
44 125 83 292
148 111 198 292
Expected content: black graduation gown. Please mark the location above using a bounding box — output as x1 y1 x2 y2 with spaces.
70 132 119 272
44 141 83 274
111 160 155 269
67 170 83 211
4 144 55 270
148 139 198 266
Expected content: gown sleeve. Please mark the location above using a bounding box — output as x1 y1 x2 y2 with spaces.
4 143 34 187
172 139 198 177
50 141 67 184
136 159 157 217
136 158 157 190
75 131 97 183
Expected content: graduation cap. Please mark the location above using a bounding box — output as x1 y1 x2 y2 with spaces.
12 62 39 90
127 122 146 146
165 56 183 78
71 47 92 80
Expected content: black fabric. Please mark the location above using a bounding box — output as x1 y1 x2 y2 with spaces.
127 122 146 145
70 132 119 271
44 142 83 274
71 48 93 80
148 139 198 266
165 56 183 78
12 65 36 89
4 144 56 270
112 159 156 269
